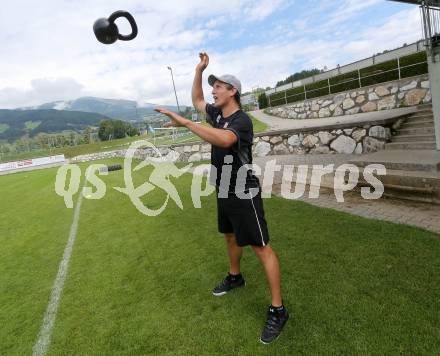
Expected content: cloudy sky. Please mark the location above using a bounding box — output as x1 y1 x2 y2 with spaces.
0 0 421 109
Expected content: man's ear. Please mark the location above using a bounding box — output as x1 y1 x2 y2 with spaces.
230 87 237 98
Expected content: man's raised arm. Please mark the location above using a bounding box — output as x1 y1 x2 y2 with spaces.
192 52 209 114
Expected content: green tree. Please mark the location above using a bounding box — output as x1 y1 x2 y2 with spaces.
276 68 323 87
98 120 114 141
82 127 92 144
35 133 49 149
98 119 139 141
126 125 139 137
0 143 11 158
258 92 268 109
113 120 127 139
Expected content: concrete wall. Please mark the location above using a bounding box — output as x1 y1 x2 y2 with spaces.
428 49 440 150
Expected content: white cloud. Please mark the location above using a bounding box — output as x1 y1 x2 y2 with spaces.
0 78 85 108
244 0 286 21
0 0 287 108
327 0 382 26
344 8 422 59
0 0 426 109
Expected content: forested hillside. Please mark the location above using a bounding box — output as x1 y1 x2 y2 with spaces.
0 109 110 142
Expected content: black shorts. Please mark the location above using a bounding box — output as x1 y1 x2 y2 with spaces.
216 188 270 247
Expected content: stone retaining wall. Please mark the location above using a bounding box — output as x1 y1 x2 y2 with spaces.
252 124 392 157
70 123 395 164
69 143 212 163
266 75 430 119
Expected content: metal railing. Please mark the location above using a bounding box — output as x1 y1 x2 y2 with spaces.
240 39 429 108
268 58 428 107
421 3 440 57
242 41 428 107
265 40 425 97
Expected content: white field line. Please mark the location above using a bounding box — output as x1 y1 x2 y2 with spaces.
32 186 86 356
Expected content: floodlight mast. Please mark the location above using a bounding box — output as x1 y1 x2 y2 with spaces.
167 66 181 114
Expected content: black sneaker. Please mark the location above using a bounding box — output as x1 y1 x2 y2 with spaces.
212 273 245 296
259 306 289 344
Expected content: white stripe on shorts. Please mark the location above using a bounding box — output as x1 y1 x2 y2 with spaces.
250 194 266 246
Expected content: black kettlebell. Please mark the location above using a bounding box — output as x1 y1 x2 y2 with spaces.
93 10 138 44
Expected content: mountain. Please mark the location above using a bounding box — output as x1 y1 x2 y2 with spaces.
18 97 186 121
0 109 110 142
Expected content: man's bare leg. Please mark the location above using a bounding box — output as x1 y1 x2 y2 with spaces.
251 244 282 307
224 233 242 275
253 244 288 344
212 233 244 296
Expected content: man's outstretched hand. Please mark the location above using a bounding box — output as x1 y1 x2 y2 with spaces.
154 107 190 127
196 52 209 72
156 105 235 148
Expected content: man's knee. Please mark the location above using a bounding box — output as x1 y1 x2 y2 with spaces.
224 233 236 243
252 244 273 259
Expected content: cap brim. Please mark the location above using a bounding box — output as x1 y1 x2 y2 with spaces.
208 74 219 86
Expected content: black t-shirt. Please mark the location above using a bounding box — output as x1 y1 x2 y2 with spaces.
205 103 259 192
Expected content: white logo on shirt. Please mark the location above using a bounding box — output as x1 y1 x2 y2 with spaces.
223 122 229 128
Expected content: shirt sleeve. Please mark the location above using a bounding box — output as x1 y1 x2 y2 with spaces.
205 103 221 127
224 114 253 151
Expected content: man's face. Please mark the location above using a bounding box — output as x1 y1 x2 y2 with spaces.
211 80 236 108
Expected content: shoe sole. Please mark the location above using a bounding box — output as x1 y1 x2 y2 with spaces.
212 291 227 297
259 329 284 345
259 335 279 345
212 281 246 297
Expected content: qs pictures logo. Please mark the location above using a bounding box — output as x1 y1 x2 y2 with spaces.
54 140 195 216
55 140 387 216
113 140 193 216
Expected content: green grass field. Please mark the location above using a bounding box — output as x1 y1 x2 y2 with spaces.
248 113 269 133
0 135 151 163
1 159 439 355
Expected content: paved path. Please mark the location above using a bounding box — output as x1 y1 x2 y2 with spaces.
234 154 440 234
250 107 417 132
272 185 440 234
191 154 440 234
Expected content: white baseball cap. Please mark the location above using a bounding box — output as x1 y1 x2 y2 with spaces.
208 74 242 95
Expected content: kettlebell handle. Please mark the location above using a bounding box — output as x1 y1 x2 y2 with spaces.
108 10 138 41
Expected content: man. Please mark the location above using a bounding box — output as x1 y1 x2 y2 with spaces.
155 52 288 344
